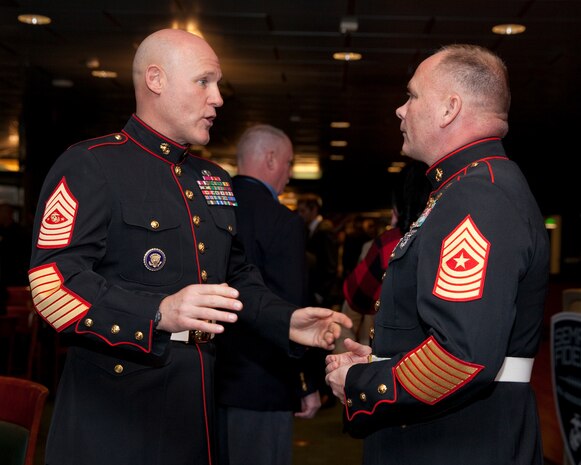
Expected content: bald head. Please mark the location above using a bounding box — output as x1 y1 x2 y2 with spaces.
236 125 294 194
132 29 223 145
437 44 510 119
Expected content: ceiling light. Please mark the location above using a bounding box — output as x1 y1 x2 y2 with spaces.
18 14 52 25
330 121 350 128
330 140 348 147
492 23 526 35
52 79 74 88
339 16 358 34
171 20 204 38
330 154 345 161
91 70 118 79
333 52 362 62
86 57 100 69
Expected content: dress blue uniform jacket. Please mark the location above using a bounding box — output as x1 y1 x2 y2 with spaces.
343 138 549 465
28 115 297 465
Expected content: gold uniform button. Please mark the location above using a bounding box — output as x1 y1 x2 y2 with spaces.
185 190 194 200
174 166 182 176
111 324 120 334
359 393 367 402
114 364 124 374
227 225 233 233
114 134 123 141
201 270 208 282
160 142 170 155
346 398 353 407
378 384 388 395
471 162 479 167
390 251 395 259
382 271 387 280
369 327 375 340
134 331 144 341
193 215 201 227
150 220 159 230
435 167 443 182
198 242 206 253
374 299 381 312
84 318 94 328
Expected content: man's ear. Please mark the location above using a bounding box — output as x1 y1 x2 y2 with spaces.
265 150 276 170
440 93 461 128
145 64 163 95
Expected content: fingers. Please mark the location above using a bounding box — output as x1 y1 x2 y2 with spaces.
332 311 353 329
158 283 242 333
343 338 372 357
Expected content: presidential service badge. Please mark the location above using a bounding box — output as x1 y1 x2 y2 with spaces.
551 312 581 465
143 248 166 271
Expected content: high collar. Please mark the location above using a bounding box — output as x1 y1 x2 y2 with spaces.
426 138 507 190
122 114 190 165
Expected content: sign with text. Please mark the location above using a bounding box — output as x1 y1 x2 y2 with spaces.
551 312 581 465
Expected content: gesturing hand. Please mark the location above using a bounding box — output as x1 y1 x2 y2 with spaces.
289 307 353 350
156 283 242 334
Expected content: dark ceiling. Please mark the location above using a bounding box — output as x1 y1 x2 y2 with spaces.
1 0 581 217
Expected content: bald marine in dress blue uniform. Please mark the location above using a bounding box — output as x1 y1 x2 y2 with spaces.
29 29 350 465
325 44 549 465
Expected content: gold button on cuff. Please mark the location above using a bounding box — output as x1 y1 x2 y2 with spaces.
390 251 395 258
201 270 208 282
114 364 124 374
114 134 122 141
369 327 375 340
150 220 159 230
359 393 367 402
134 331 144 341
198 242 205 253
185 190 194 200
84 318 94 328
346 398 353 407
378 384 388 395
374 299 381 312
227 225 233 233
193 215 201 226
174 166 182 176
111 324 120 334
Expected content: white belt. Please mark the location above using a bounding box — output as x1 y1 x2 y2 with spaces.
170 329 214 343
170 330 190 342
494 357 534 382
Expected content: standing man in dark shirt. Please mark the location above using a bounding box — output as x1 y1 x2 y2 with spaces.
28 29 350 465
297 194 339 308
326 44 549 465
216 124 321 465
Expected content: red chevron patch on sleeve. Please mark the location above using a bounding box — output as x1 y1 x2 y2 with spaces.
28 263 89 331
37 177 78 249
433 215 490 302
395 336 483 404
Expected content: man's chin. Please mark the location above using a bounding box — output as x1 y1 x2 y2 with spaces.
190 131 210 146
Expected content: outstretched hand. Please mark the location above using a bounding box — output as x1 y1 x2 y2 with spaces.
289 307 352 350
324 338 371 402
325 338 371 373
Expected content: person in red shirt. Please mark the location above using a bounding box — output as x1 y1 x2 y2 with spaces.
342 161 431 318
